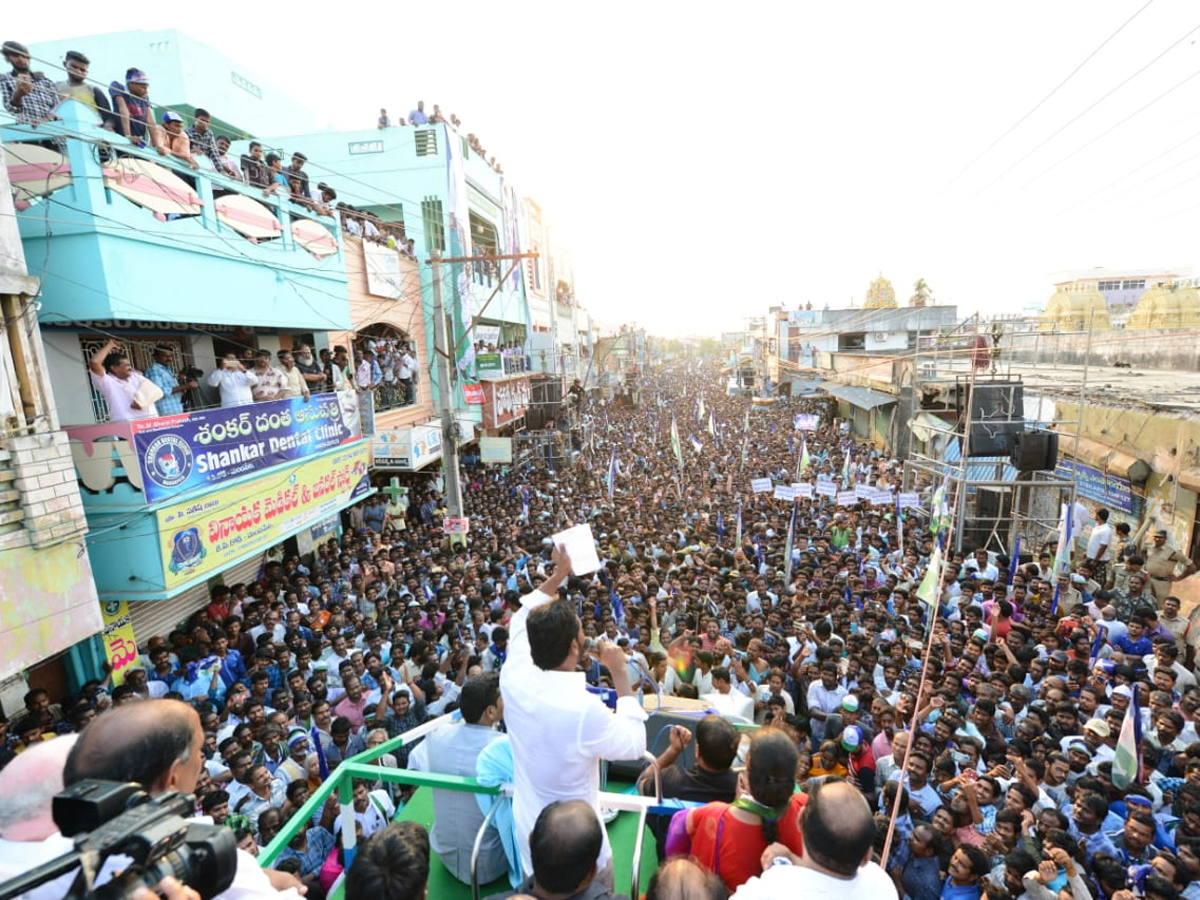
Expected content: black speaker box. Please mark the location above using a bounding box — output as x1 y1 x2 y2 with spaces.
1011 429 1059 471
956 381 1025 456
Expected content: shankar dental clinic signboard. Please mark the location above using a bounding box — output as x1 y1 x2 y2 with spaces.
133 392 362 504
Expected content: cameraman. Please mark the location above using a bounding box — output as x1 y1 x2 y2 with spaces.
4 700 302 898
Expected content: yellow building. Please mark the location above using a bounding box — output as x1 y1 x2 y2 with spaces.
864 275 897 309
1039 284 1111 332
1126 282 1200 330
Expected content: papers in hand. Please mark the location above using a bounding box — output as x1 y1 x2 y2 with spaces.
552 523 602 575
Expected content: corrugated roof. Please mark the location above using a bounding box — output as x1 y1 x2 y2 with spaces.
823 383 898 410
944 438 1019 482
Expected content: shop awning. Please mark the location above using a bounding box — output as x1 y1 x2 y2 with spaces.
1052 429 1150 482
1179 468 1200 493
787 375 830 394
822 383 897 410
909 411 952 443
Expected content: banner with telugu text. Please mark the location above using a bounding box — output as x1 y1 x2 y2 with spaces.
99 600 138 687
132 392 362 504
156 443 371 590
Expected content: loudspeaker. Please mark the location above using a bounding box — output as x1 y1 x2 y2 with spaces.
1010 429 1059 471
956 381 1024 456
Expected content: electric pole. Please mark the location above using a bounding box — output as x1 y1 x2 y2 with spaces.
428 249 539 546
429 249 466 541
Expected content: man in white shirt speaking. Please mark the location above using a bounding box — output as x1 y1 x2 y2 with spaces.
500 544 647 886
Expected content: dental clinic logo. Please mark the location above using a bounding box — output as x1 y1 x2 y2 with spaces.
144 435 193 489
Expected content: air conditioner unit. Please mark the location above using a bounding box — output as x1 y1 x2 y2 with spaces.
873 332 887 340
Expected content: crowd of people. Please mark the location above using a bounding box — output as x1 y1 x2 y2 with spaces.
375 100 505 174
3 358 1200 900
86 335 418 421
1 40 419 253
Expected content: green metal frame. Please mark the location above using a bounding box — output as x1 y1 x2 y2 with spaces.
259 719 501 869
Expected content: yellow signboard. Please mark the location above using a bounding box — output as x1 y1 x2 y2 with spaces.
99 600 139 686
157 443 371 590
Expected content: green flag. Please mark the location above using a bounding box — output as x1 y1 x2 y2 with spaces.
916 546 942 606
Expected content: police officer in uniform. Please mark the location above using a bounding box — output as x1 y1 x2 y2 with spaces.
1143 527 1196 605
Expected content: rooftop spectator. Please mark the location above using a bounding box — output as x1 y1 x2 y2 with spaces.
54 50 113 129
108 67 155 146
1 40 59 126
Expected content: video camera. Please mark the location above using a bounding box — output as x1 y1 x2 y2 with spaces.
0 780 236 900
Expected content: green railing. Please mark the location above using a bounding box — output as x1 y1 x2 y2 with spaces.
262 709 760 898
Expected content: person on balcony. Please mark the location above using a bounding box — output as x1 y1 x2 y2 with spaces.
207 353 258 408
286 152 310 202
399 346 416 405
88 338 159 420
144 346 194 417
214 136 244 182
108 68 156 147
249 350 288 403
55 51 114 130
158 110 197 169
240 141 270 189
186 107 220 169
277 350 311 401
1 41 59 126
294 344 327 394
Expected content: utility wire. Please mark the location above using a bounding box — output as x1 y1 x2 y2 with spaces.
943 0 1156 191
969 19 1200 200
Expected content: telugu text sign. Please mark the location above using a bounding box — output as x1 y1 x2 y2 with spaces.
156 443 371 590
133 392 362 504
1055 460 1135 514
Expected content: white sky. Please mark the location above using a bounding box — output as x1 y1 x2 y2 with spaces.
9 1 1200 336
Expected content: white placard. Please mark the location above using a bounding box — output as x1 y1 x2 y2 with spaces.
751 477 773 494
854 484 873 499
774 485 797 502
899 492 922 509
816 481 838 497
550 523 603 576
795 483 814 498
837 490 859 506
871 489 894 505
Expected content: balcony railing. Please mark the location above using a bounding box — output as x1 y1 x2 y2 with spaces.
2 99 349 331
65 391 362 507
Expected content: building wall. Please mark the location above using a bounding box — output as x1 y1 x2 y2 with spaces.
1007 328 1200 371
0 538 102 682
331 237 436 430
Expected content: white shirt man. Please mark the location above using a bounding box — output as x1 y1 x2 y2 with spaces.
206 357 258 408
1088 518 1114 565
500 548 647 877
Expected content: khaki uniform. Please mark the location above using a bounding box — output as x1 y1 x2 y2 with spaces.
1144 543 1190 603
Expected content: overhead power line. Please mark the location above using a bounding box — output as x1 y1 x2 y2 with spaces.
943 0 1156 192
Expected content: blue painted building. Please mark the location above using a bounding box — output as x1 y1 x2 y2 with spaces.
257 121 537 431
3 98 366 679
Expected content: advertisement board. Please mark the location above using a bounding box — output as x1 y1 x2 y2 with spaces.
133 392 362 504
100 600 138 687
481 377 531 429
156 443 370 590
1055 459 1135 514
479 436 513 464
476 352 504 375
372 423 443 470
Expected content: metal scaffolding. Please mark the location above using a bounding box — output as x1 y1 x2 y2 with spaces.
901 314 1094 556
